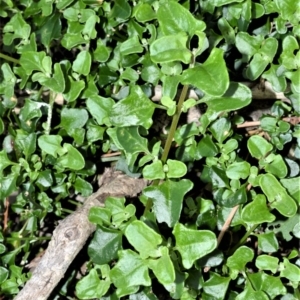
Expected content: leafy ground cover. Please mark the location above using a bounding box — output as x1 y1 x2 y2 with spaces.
0 0 299 299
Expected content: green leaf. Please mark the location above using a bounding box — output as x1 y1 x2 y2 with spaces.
166 159 187 178
181 48 229 97
134 3 156 22
236 284 269 300
93 39 111 62
110 86 155 129
120 36 143 56
20 51 49 75
32 63 65 93
143 179 193 227
57 143 85 170
3 12 31 45
205 82 252 112
0 173 18 199
74 177 92 197
86 95 114 126
143 160 165 180
76 269 110 299
265 154 287 178
259 174 297 217
248 272 287 299
241 194 275 226
38 135 63 158
262 64 287 93
280 258 300 282
60 108 88 132
227 246 254 279
72 51 91 76
110 250 151 298
247 135 273 159
125 220 162 259
147 247 175 285
275 0 300 25
256 232 279 253
203 272 231 300
38 12 61 49
255 255 279 273
197 135 219 158
210 118 231 143
150 33 192 64
246 38 278 80
173 223 217 269
88 226 122 265
15 132 36 160
226 161 251 180
157 1 205 36
115 126 149 166
0 151 16 174
110 0 131 23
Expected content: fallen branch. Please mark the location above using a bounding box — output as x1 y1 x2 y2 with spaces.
15 169 148 300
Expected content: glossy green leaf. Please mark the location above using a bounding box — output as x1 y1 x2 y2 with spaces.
20 51 50 75
255 255 279 273
110 250 151 298
88 226 122 265
241 194 275 226
76 268 110 299
173 223 217 269
205 82 252 112
150 33 192 64
248 272 286 299
93 39 111 62
226 161 250 180
120 36 143 56
236 284 269 300
125 220 162 259
134 3 156 22
280 258 300 282
265 154 288 178
143 179 193 227
74 177 92 197
110 86 155 129
143 160 165 180
157 1 205 36
197 135 218 158
72 51 91 76
203 272 231 300
38 135 63 158
166 159 187 178
259 174 297 217
247 135 273 159
15 132 36 160
246 38 278 80
110 0 131 23
57 143 85 170
3 12 31 45
32 63 65 93
60 108 88 132
147 247 175 285
86 95 114 126
0 173 18 199
63 77 85 102
0 151 16 174
181 48 229 97
256 232 279 253
227 246 254 279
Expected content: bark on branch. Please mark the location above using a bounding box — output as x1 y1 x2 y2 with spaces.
15 169 148 300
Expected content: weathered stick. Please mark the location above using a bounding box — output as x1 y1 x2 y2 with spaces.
15 169 148 300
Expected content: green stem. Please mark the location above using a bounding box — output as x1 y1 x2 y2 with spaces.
0 53 20 64
5 236 51 242
228 224 258 255
160 85 189 164
143 85 189 215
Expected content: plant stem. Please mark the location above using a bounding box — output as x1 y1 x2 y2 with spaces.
45 91 55 135
228 224 258 255
0 53 20 64
160 85 189 164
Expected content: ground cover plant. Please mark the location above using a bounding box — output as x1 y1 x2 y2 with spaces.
0 0 299 299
